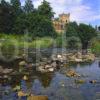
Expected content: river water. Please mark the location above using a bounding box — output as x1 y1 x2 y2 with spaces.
0 59 100 100
0 48 100 100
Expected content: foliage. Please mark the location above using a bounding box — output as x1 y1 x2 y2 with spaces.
0 0 56 37
10 0 21 15
38 0 54 20
0 33 54 48
78 23 97 50
66 22 78 37
23 0 34 13
67 36 81 50
91 39 100 55
0 0 13 33
66 22 97 50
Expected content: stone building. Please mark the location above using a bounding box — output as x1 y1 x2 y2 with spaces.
53 13 70 33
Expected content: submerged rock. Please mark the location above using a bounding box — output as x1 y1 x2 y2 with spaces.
66 69 81 77
28 95 48 100
89 80 97 84
75 79 85 84
18 91 29 97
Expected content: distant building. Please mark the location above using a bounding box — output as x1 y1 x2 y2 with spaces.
53 13 70 33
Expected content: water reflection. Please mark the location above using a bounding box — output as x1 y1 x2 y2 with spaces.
1 60 100 100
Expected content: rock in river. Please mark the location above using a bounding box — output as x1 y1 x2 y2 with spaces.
19 61 27 66
66 69 81 77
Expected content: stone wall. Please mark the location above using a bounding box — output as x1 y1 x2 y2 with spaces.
53 13 70 33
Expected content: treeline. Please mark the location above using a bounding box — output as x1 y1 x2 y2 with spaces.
65 22 97 50
0 0 56 37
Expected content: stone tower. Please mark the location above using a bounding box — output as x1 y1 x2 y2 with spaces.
53 13 70 33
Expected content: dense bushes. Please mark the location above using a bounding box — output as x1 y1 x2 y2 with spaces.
0 0 56 37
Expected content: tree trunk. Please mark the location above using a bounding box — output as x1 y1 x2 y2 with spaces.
82 42 88 54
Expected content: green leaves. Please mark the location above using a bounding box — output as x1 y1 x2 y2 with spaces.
65 22 97 50
38 0 54 20
24 0 34 13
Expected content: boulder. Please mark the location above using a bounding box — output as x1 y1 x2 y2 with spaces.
66 69 80 77
45 65 52 69
76 52 82 59
19 61 27 66
18 91 29 97
75 58 83 63
89 80 97 84
28 95 48 100
23 75 28 81
51 62 57 68
37 64 54 73
3 68 13 74
82 53 95 62
48 68 54 72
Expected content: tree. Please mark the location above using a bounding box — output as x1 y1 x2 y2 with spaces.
67 36 81 50
11 0 21 15
10 0 23 33
66 22 78 37
38 0 54 20
25 13 56 37
33 15 56 37
78 23 97 52
13 13 28 34
0 0 13 33
24 0 34 13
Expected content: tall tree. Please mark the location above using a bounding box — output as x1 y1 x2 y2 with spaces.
24 0 34 13
66 22 78 37
10 0 22 33
11 0 21 15
78 23 97 52
38 0 54 19
0 0 13 33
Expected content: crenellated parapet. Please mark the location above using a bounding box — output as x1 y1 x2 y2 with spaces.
53 13 70 33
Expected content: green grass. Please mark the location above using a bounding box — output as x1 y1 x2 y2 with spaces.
91 40 100 55
0 33 54 48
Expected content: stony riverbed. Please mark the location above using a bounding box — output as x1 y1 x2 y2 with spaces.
0 48 100 100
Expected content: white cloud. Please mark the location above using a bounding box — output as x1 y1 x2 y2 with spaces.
33 0 100 25
4 0 100 25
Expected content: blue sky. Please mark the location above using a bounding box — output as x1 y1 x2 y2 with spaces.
5 0 100 26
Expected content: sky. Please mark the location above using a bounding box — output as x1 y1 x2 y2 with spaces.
5 0 100 26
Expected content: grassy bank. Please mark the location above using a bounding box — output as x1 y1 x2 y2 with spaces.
0 34 54 48
0 34 100 55
91 40 100 55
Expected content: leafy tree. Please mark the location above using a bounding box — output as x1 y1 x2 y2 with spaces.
25 13 56 37
66 22 78 37
78 23 97 51
67 36 81 50
13 13 28 34
10 0 23 33
0 0 13 33
38 0 54 20
11 0 21 15
33 15 56 37
24 0 34 13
